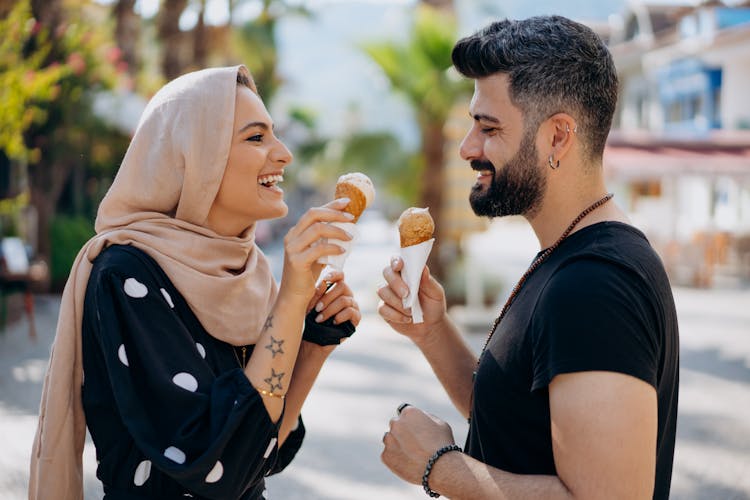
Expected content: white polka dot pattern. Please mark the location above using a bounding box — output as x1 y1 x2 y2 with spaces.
123 278 148 298
164 446 186 464
196 343 206 359
205 461 223 483
133 460 151 486
118 344 129 367
172 372 198 392
160 288 174 308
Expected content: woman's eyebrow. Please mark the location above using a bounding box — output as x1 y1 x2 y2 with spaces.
238 121 271 133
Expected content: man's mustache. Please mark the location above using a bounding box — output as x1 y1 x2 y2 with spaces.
471 160 495 172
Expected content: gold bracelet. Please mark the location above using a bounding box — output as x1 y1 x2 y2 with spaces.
256 387 285 400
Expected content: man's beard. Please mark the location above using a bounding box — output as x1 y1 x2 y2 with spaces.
469 131 546 218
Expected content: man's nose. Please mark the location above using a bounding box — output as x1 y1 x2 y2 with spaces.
459 127 482 161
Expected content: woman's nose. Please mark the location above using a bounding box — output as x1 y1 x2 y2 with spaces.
272 139 293 165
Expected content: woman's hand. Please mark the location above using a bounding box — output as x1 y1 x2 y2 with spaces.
308 269 362 328
279 198 353 302
376 256 448 344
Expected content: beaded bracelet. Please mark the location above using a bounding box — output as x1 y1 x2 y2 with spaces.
422 444 462 498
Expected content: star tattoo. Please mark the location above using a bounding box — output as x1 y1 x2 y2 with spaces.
265 336 285 358
264 369 285 392
261 315 274 333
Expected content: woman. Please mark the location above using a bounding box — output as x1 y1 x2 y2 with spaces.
29 66 360 499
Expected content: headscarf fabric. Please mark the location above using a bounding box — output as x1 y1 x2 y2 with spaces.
29 65 278 499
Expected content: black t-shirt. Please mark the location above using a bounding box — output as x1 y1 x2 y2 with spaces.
82 245 308 499
466 222 679 500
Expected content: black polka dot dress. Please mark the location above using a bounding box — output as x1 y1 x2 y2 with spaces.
81 245 305 499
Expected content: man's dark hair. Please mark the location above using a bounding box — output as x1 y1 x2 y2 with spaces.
452 16 618 159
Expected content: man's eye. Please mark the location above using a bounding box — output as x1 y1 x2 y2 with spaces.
481 127 497 135
246 134 263 142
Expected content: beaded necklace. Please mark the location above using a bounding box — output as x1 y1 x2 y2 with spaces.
477 193 614 361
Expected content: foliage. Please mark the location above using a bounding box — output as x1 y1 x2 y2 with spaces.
48 214 94 287
338 132 421 205
362 4 471 279
0 2 70 163
362 5 470 125
232 0 310 102
2 0 130 267
24 0 130 207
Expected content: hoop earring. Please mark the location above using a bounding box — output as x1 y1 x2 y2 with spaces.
548 155 560 170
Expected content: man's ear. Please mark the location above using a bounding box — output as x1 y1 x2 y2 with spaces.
544 113 577 165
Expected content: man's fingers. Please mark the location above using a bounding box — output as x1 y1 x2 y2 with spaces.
377 300 412 324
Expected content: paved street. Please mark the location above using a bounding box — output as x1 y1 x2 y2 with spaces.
1 217 748 499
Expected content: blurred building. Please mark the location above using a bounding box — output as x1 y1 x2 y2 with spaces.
606 0 750 286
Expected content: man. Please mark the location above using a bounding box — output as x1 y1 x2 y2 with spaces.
377 16 679 500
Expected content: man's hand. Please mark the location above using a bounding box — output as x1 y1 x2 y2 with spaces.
377 257 448 344
381 405 457 485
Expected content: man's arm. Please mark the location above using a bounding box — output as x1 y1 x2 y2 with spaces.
378 258 477 417
383 370 657 499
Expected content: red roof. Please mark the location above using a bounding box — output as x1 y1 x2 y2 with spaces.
603 130 750 179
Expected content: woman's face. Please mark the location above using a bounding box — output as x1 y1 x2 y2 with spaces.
206 85 293 236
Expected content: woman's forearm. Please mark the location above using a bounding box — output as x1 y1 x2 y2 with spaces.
277 341 332 445
245 292 310 422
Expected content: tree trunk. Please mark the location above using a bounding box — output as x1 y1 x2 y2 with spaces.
28 161 73 260
113 0 140 78
419 0 454 11
419 119 447 281
30 0 63 33
193 0 208 69
158 0 189 80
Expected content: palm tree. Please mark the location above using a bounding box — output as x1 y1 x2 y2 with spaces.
363 5 470 279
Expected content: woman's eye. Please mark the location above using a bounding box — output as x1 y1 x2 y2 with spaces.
246 134 263 143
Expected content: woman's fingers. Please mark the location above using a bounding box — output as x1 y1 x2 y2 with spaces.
287 221 353 255
314 293 354 322
288 200 352 238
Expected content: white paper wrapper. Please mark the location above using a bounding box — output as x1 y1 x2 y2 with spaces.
399 238 434 323
316 221 358 271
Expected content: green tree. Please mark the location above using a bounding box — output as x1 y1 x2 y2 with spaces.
363 5 470 278
0 2 69 164
17 0 130 271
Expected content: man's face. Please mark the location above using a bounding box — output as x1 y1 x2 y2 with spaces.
459 74 546 218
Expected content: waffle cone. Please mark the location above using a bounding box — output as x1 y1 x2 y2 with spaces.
335 182 368 222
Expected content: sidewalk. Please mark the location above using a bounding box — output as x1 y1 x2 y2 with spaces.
1 284 748 499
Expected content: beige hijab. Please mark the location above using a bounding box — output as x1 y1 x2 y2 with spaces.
29 65 278 500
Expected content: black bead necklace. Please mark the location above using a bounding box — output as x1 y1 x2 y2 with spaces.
478 193 614 360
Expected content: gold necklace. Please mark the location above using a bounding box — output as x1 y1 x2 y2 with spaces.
478 193 614 360
232 345 248 368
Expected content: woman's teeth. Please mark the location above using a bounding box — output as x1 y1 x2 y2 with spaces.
258 174 283 187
